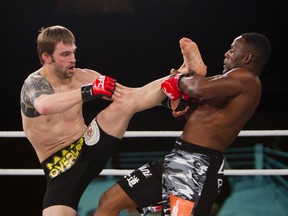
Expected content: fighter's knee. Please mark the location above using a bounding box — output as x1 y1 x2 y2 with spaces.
94 192 111 215
98 191 110 207
96 191 122 216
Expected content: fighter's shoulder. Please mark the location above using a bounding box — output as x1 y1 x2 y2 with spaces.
74 68 101 82
22 71 53 95
225 68 257 80
226 68 260 92
227 67 252 75
75 68 100 75
22 71 51 92
24 70 45 83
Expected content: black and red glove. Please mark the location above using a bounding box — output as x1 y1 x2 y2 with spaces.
161 74 200 119
160 74 185 100
81 75 116 102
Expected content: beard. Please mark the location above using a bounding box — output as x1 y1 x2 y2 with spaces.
54 65 74 79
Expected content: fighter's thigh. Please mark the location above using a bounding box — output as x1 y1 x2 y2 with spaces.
43 205 77 216
100 183 138 209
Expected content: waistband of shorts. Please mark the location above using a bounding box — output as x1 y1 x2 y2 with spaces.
175 138 223 158
41 137 84 176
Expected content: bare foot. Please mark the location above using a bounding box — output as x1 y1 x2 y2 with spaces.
179 37 207 76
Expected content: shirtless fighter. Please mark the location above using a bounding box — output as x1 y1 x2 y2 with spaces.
94 32 271 216
20 25 206 216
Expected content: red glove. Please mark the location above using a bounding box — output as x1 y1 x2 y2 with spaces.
161 74 184 100
81 75 116 102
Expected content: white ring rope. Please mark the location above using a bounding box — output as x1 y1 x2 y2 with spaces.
1 130 288 176
1 168 288 176
1 130 288 138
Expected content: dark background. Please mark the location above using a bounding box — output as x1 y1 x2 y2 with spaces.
0 0 288 215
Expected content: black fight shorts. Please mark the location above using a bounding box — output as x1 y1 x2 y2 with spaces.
41 118 121 211
118 138 224 216
117 158 164 209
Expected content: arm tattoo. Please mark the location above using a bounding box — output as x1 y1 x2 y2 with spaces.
20 72 54 117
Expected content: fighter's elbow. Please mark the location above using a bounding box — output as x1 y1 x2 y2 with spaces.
34 104 51 115
34 99 53 115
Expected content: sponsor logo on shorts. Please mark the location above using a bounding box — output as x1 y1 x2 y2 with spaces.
45 137 84 179
139 164 152 178
84 118 100 146
125 164 153 188
170 194 194 216
125 174 140 187
217 159 225 192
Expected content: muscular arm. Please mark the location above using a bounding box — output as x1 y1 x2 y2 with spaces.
34 90 82 115
20 75 83 116
21 68 119 116
179 69 245 99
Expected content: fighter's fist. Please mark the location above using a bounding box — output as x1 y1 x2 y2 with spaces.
91 75 116 97
161 74 184 100
81 75 116 102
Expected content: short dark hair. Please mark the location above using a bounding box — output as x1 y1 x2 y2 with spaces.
241 32 271 70
37 25 76 65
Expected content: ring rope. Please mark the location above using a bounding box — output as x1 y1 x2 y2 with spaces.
1 168 288 176
1 130 288 176
1 130 288 138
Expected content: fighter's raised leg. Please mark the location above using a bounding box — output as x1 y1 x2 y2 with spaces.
179 37 207 76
